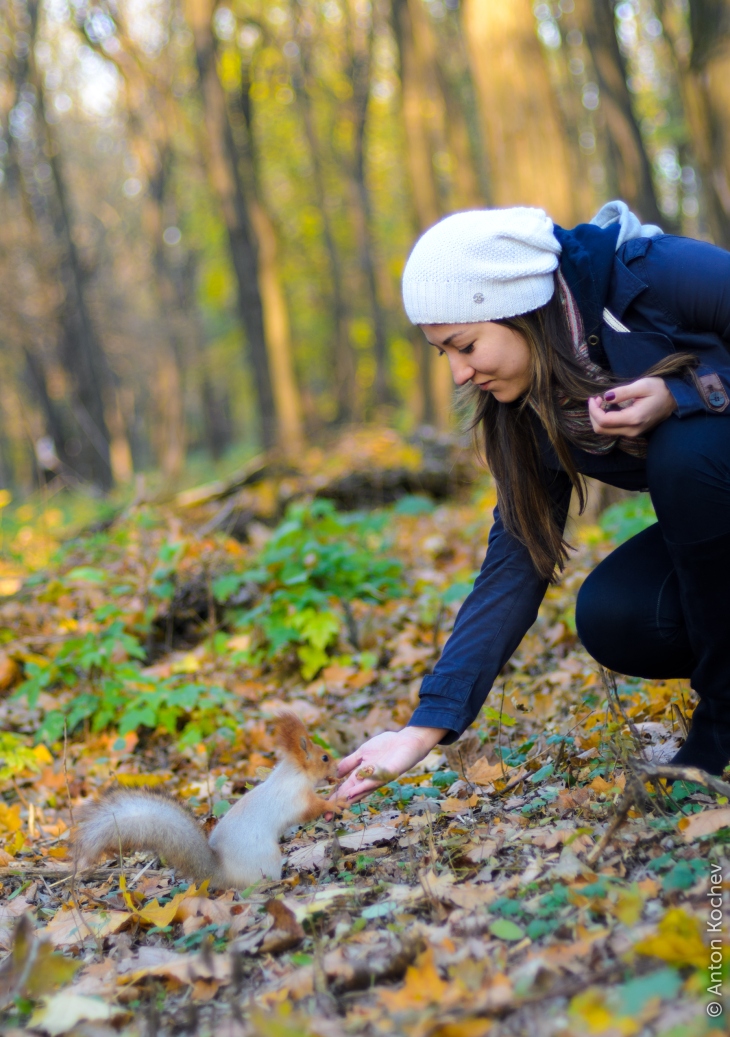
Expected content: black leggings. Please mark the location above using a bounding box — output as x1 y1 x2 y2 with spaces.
575 413 730 693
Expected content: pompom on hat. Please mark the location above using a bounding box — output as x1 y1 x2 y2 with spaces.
401 207 562 325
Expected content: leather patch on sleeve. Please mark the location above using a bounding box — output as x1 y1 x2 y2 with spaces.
690 370 730 412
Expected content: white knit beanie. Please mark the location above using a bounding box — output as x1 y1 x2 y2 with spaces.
402 207 562 325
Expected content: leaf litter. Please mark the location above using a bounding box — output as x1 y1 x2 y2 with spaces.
0 430 726 1036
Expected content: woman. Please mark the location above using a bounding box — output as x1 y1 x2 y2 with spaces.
336 201 730 800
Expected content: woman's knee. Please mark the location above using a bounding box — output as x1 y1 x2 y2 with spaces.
575 567 628 669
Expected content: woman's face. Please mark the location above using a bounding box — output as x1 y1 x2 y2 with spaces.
420 322 532 403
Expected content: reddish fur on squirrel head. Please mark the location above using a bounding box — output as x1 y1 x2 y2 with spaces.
274 711 312 760
274 711 336 780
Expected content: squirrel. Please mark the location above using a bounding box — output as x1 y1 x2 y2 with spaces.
72 712 344 889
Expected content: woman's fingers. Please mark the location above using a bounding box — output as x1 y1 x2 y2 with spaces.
336 750 363 778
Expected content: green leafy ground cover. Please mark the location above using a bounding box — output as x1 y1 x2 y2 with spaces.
0 460 726 1037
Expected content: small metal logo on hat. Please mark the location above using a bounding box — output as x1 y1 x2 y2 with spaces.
473 292 484 303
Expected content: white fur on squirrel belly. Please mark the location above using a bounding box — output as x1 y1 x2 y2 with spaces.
73 757 321 889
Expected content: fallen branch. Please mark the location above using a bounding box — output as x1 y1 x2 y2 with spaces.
632 760 730 797
586 758 730 867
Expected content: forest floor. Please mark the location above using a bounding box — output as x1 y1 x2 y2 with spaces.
0 430 726 1037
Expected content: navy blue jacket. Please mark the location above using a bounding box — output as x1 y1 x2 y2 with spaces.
409 223 730 743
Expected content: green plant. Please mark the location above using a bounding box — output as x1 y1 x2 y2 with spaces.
600 493 656 544
218 499 404 679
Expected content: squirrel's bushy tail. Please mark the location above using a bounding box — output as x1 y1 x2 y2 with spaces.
72 787 218 883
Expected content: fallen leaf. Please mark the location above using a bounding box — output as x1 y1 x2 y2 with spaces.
633 908 709 969
338 825 399 850
29 992 125 1035
465 759 505 785
379 946 448 1010
286 841 330 872
679 806 730 842
39 909 129 947
440 795 479 814
260 899 304 954
429 1021 492 1037
464 839 498 863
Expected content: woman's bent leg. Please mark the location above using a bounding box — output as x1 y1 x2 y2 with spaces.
646 413 730 774
575 523 694 679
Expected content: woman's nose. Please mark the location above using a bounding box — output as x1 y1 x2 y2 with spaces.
448 354 475 386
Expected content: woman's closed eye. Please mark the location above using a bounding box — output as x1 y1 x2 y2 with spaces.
458 343 475 355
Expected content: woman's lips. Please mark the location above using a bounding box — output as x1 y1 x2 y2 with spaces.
475 380 493 391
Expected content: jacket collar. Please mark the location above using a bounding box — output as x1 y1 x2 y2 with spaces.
553 221 618 337
553 221 651 329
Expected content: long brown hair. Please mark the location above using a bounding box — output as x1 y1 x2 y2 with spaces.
461 282 697 581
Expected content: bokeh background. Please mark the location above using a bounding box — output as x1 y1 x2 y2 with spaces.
0 0 727 499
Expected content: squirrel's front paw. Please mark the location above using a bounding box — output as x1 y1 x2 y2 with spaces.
329 797 350 814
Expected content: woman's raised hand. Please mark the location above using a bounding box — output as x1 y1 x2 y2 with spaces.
588 376 677 438
332 726 447 804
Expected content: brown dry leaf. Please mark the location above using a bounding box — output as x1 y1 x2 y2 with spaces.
338 825 400 850
260 899 304 954
465 759 505 786
0 651 19 691
556 788 591 813
679 806 730 842
428 1022 492 1037
440 795 479 814
256 965 315 1007
121 947 232 991
39 908 129 947
379 946 448 1010
0 896 34 948
178 894 249 936
286 841 330 872
464 840 498 863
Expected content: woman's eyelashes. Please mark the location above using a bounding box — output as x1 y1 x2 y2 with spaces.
458 343 475 355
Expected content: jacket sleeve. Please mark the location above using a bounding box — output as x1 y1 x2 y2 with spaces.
637 235 730 418
408 469 573 744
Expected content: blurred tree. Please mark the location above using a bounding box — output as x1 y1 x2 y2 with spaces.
342 0 391 409
462 0 583 225
390 0 484 428
289 0 358 424
661 0 730 246
184 0 279 451
577 0 663 224
2 0 115 490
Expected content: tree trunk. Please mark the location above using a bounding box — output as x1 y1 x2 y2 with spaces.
662 0 730 247
390 0 461 428
344 0 391 410
289 11 358 424
461 0 580 225
248 201 304 450
20 0 114 490
578 0 663 225
184 0 277 450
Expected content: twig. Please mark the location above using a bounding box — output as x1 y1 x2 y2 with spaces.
601 668 645 757
63 723 75 828
633 760 730 797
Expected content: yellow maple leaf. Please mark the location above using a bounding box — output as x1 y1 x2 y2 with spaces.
569 988 639 1035
610 884 645 927
379 947 448 1010
0 802 22 834
634 908 707 969
119 876 209 927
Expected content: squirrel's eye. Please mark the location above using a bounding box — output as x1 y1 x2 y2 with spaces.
321 753 329 762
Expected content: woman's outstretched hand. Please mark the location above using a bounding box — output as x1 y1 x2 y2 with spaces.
588 377 676 438
332 725 447 804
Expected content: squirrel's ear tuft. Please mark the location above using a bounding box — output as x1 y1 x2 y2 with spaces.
274 711 309 758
